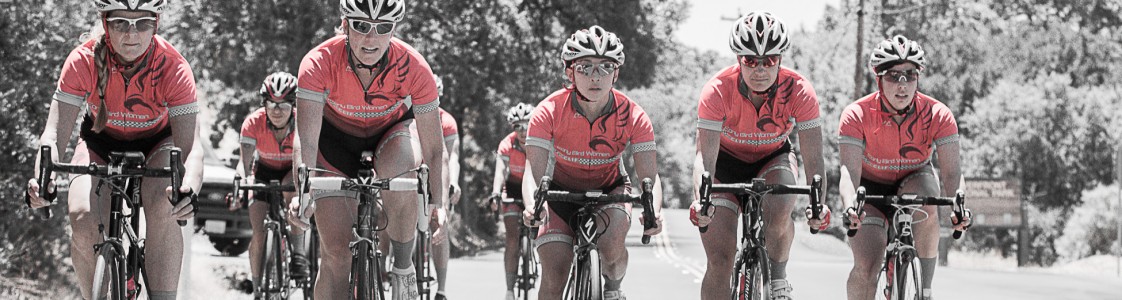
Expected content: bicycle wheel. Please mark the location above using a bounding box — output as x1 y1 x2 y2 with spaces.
350 241 381 300
731 248 770 300
413 229 432 300
888 252 922 300
564 249 602 300
91 245 126 300
515 233 537 300
262 228 287 299
304 219 320 300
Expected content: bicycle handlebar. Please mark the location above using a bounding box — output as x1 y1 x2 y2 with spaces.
295 164 430 229
30 145 186 225
697 172 821 234
845 187 969 239
530 176 658 244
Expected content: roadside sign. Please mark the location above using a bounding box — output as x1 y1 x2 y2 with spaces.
963 178 1021 228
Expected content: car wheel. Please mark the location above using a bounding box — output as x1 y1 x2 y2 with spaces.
209 236 251 256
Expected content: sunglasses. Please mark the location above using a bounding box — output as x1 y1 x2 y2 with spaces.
878 69 921 83
265 101 294 110
739 55 780 69
106 17 157 33
512 123 528 132
572 62 620 77
348 19 396 35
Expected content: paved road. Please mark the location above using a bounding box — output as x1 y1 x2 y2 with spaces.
185 209 1122 299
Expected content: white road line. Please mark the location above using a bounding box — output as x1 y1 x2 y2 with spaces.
652 220 707 283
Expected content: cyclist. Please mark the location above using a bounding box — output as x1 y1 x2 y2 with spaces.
521 25 664 300
488 102 534 300
433 76 460 300
688 12 828 300
837 35 972 300
234 72 309 297
25 1 200 299
285 0 446 299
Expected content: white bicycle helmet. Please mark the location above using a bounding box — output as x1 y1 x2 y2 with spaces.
506 103 534 124
94 0 166 13
260 72 298 100
560 25 625 65
729 12 790 56
340 0 405 22
869 35 926 72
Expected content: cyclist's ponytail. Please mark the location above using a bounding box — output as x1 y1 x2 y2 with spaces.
91 34 110 133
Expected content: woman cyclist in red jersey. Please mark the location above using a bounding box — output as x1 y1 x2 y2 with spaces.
284 0 446 299
25 0 200 299
837 35 972 300
234 72 310 297
688 12 829 300
488 102 534 300
521 25 664 300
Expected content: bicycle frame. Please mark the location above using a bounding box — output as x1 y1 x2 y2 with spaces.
32 145 183 300
697 172 821 300
489 196 539 300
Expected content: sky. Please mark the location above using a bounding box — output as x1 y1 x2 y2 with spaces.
675 0 844 54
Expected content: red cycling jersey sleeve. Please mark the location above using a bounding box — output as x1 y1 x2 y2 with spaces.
525 89 656 190
438 108 459 144
697 65 821 163
54 36 199 140
296 36 438 137
240 108 295 171
497 132 526 184
838 92 959 184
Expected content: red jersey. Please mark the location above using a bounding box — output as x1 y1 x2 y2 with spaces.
525 89 656 191
438 108 459 144
54 36 198 140
240 108 295 171
838 92 959 184
296 36 439 137
697 65 821 163
497 132 526 184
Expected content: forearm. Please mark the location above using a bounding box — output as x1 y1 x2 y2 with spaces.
239 144 255 178
491 158 509 195
39 102 81 171
798 128 827 185
169 114 197 161
293 99 323 178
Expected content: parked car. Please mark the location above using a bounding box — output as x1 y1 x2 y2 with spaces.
195 147 252 256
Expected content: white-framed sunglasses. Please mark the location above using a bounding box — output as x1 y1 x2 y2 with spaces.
571 62 620 77
348 19 395 35
105 17 157 33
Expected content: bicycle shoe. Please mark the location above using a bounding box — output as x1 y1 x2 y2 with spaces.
289 253 311 280
604 290 627 300
769 279 793 300
434 291 448 300
388 267 419 300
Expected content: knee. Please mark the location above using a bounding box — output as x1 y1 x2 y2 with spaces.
850 259 881 281
320 239 351 263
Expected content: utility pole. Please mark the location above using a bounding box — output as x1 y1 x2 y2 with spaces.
853 0 866 101
1116 145 1121 276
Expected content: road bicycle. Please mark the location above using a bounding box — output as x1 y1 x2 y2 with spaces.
233 174 318 299
296 151 430 300
530 176 657 300
845 187 970 300
30 145 188 300
697 173 823 300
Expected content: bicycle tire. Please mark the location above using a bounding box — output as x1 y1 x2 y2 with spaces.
91 246 125 300
889 251 922 300
564 248 603 300
262 227 287 299
732 248 770 300
414 229 432 300
351 241 377 300
516 232 536 300
304 219 320 300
